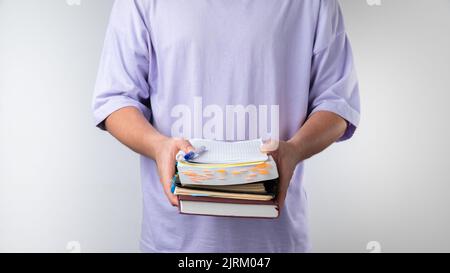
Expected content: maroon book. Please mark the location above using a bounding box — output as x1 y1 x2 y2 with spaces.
178 195 280 219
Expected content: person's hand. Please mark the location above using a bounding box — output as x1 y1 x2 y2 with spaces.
154 137 194 207
261 140 303 210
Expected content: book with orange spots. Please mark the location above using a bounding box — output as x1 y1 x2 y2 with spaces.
176 139 279 186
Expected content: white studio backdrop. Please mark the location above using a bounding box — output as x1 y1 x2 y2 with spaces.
1 0 450 252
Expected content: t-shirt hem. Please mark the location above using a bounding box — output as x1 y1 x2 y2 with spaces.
139 239 311 253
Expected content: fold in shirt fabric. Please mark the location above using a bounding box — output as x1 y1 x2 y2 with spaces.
93 0 360 253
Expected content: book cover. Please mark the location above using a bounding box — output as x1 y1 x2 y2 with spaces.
178 195 280 219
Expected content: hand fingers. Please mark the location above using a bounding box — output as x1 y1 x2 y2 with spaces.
276 165 292 210
276 176 288 210
277 187 287 210
160 170 179 207
163 181 179 207
158 161 179 207
159 160 175 184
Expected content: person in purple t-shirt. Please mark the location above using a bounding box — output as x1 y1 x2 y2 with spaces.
93 0 360 253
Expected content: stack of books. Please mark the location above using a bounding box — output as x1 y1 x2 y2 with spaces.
171 139 279 219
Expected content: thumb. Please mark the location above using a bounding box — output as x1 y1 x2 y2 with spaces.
174 138 195 154
260 139 279 154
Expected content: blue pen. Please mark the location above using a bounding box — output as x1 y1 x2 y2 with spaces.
183 146 207 161
170 163 179 194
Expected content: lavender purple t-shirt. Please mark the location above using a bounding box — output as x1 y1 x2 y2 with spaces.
93 0 360 253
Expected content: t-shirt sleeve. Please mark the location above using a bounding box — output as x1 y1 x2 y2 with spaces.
308 0 361 141
92 0 152 130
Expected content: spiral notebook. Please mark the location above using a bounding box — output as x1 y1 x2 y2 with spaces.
182 139 269 164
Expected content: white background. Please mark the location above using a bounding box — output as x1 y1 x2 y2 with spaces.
1 0 450 252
